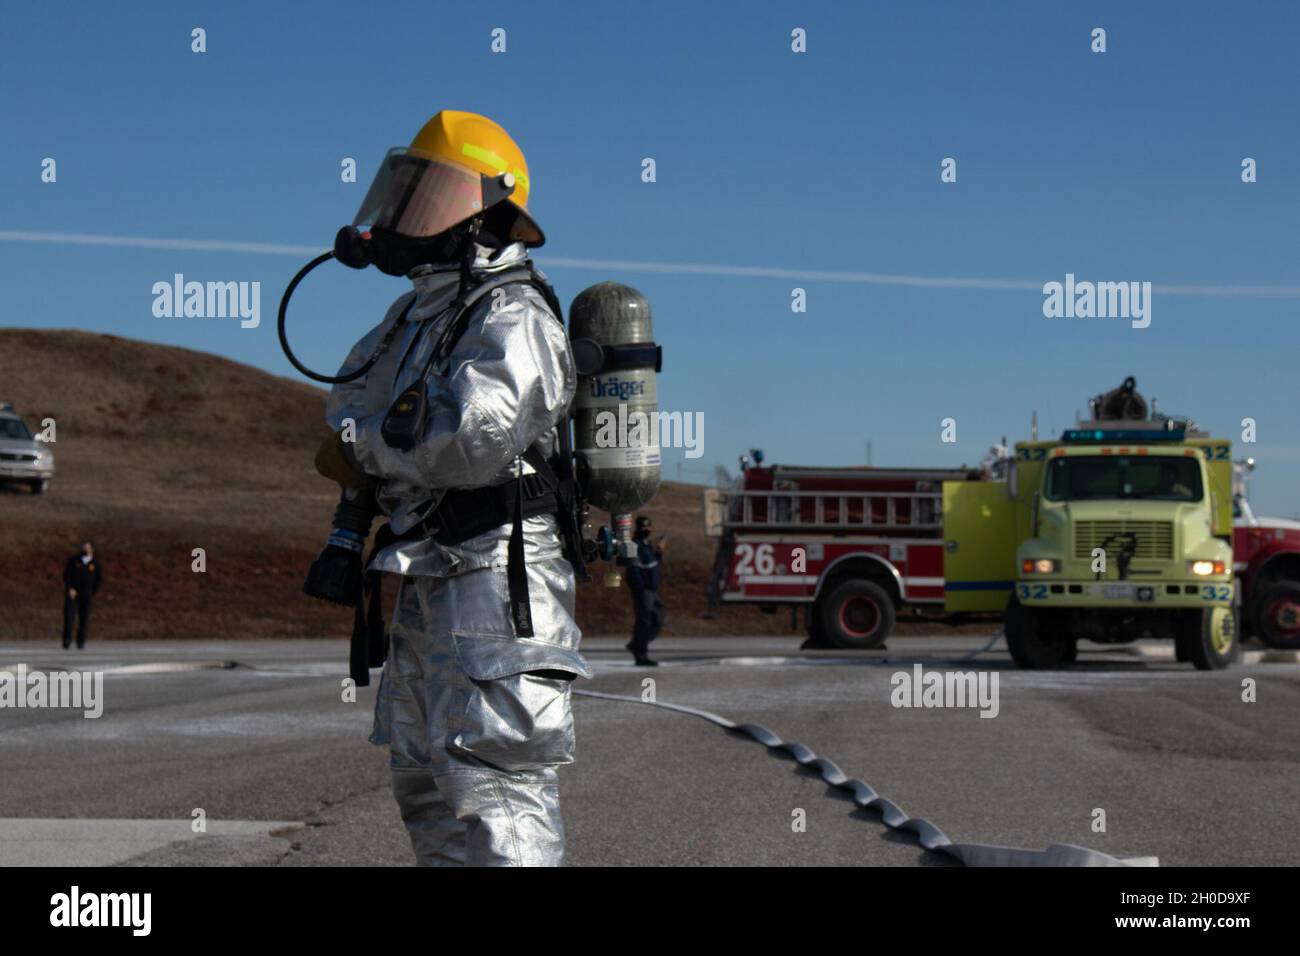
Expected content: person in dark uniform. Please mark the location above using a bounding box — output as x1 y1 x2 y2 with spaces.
626 515 666 666
62 540 102 649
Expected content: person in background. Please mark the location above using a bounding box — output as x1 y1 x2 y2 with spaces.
62 539 102 649
626 515 666 666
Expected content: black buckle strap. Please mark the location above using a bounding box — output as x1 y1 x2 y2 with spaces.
519 472 548 499
349 524 397 688
598 341 662 373
430 474 557 545
508 471 533 636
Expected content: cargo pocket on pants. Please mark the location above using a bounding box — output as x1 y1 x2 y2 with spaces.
449 631 591 772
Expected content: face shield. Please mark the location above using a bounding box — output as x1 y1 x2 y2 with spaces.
353 148 511 240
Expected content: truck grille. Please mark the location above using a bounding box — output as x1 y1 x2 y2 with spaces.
1073 520 1174 560
0 452 37 462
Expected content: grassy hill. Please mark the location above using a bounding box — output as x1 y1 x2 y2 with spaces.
0 329 793 643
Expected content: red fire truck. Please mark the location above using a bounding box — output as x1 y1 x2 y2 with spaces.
706 449 1300 651
704 450 994 648
1233 459 1300 649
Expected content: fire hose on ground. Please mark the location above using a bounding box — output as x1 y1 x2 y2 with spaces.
574 687 1158 867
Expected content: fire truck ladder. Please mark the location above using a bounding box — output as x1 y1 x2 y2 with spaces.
716 487 946 533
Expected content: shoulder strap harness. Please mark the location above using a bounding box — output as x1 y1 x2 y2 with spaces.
350 263 588 682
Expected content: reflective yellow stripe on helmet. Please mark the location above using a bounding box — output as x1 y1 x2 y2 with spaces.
461 143 530 192
461 142 508 173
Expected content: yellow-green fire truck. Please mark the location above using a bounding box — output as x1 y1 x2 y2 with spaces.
943 411 1236 670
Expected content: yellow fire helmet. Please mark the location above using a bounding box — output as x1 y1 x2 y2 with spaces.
353 110 544 247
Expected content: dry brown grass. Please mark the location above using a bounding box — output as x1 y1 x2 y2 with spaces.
0 329 798 642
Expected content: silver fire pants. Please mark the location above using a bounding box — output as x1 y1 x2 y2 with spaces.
370 558 588 866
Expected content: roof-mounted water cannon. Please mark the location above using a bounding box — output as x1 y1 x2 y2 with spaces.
1090 376 1148 422
1078 376 1203 436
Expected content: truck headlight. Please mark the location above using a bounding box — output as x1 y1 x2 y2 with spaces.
1022 558 1058 574
1189 560 1226 576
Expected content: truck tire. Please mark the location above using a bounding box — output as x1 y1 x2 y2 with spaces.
28 479 48 495
800 609 835 650
820 579 894 649
1252 582 1300 650
1176 605 1236 670
1004 596 1068 669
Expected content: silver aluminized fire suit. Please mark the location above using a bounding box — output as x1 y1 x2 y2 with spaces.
325 241 588 866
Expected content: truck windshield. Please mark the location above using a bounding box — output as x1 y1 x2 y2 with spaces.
1044 455 1203 502
0 419 32 440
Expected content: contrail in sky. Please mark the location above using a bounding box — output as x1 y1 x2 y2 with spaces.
2 229 1297 299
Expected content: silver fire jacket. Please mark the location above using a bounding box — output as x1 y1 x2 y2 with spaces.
324 242 576 577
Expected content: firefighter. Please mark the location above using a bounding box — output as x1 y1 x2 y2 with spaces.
626 515 666 666
62 539 102 649
315 110 588 866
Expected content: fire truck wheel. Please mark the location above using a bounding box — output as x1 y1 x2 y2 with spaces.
820 579 894 649
1061 638 1078 662
1004 596 1067 669
1176 605 1236 670
800 612 836 650
1252 582 1300 650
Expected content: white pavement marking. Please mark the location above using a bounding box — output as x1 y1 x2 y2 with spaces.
0 818 304 866
1248 649 1300 663
103 662 234 674
0 661 233 675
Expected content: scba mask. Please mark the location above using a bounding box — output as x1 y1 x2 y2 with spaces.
276 151 519 384
336 148 522 275
333 223 478 278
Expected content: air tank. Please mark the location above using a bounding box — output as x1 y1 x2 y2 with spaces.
568 282 662 580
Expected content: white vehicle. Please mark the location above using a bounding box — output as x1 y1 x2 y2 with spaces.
0 402 54 494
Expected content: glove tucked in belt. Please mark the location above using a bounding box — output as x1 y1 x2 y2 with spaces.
315 430 370 490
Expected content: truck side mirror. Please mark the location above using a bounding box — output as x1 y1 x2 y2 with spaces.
1031 492 1041 537
1007 460 1019 500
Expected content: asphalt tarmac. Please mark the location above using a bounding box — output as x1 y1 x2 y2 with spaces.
1 636 1296 866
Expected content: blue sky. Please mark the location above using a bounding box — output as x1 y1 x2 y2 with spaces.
2 1 1297 512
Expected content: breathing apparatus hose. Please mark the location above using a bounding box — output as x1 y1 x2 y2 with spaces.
278 220 488 385
278 250 405 385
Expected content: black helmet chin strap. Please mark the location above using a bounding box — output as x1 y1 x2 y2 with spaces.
455 217 485 302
